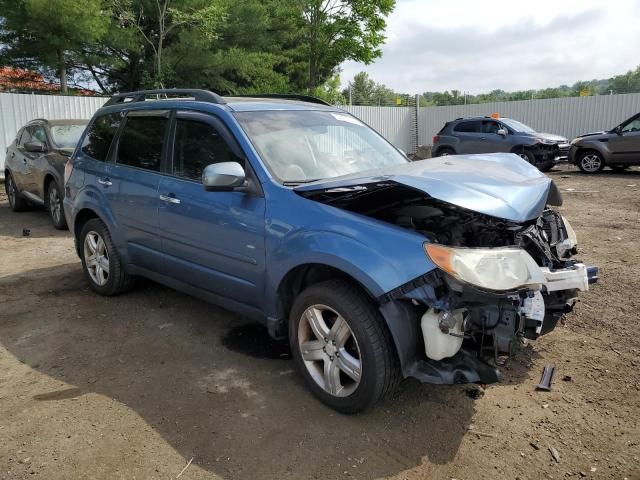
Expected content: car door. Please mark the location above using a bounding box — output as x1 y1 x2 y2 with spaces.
609 116 640 163
452 120 481 153
477 120 512 153
23 124 50 198
107 110 170 270
157 110 266 307
8 128 30 189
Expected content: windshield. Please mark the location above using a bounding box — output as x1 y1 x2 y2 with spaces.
234 110 408 183
500 118 537 134
50 124 86 149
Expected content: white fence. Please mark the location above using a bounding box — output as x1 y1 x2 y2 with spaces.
1 93 107 172
3 92 640 174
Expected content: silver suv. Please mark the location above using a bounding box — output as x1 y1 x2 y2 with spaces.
432 116 569 172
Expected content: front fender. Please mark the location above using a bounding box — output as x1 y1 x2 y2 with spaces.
266 227 436 317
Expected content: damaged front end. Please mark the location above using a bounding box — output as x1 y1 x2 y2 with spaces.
296 158 598 385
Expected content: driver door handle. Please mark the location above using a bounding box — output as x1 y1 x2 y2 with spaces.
159 194 181 205
98 177 112 187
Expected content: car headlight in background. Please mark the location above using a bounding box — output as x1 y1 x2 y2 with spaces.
424 244 545 291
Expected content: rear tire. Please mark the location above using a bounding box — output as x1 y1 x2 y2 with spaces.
80 218 133 296
46 181 67 230
577 150 604 174
5 172 28 212
289 280 400 414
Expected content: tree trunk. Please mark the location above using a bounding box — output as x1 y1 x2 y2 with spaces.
58 49 67 94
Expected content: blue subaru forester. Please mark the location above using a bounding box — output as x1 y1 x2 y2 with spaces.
64 89 597 413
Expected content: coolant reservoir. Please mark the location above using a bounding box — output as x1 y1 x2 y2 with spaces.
421 309 464 361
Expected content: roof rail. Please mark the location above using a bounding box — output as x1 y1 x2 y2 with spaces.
104 89 226 107
234 94 331 106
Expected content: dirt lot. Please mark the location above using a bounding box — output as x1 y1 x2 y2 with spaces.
0 165 639 480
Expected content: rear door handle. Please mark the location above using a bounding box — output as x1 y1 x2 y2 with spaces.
98 177 112 187
159 194 181 205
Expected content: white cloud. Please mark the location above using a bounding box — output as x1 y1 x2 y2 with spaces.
340 0 640 93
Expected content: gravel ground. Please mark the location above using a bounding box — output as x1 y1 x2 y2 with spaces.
0 165 639 480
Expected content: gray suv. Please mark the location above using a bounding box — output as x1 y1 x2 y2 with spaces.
569 112 640 173
432 117 569 172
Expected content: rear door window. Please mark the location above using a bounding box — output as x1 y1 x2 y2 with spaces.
116 112 169 172
81 113 124 161
454 121 479 133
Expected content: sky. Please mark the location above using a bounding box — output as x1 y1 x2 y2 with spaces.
340 0 640 94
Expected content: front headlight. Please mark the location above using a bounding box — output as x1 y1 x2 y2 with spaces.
425 244 545 291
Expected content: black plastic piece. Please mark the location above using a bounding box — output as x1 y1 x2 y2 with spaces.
104 89 226 107
233 94 331 106
587 265 599 284
406 349 501 385
536 364 555 391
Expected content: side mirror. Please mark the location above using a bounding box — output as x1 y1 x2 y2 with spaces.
202 162 246 191
614 126 623 135
497 129 507 136
24 140 46 153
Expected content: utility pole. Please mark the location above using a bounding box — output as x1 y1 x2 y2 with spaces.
349 84 353 106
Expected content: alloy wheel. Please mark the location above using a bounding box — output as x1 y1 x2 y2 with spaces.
83 231 110 286
298 304 362 397
6 176 16 208
580 153 602 172
49 185 62 224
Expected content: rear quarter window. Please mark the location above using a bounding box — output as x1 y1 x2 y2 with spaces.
81 112 124 161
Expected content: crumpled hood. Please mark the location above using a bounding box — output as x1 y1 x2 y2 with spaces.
575 131 608 139
537 133 568 143
295 153 561 223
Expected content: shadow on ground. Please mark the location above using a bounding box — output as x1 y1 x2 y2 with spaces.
0 260 538 480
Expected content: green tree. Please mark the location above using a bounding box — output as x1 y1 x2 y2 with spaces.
312 74 346 104
0 0 110 93
112 0 226 88
298 0 395 90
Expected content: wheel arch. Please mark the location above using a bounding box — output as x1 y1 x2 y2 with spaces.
273 263 378 336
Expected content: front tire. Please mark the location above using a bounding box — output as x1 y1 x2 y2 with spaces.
289 280 400 414
80 219 133 296
46 181 67 230
435 147 454 157
5 173 28 212
577 150 604 173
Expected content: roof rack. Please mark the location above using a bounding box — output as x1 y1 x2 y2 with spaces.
233 94 331 106
104 89 226 107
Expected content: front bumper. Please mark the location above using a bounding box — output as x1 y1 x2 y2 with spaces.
380 261 598 386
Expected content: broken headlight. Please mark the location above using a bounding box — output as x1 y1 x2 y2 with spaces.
424 244 545 291
556 216 578 259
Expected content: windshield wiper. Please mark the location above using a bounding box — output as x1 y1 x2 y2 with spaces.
283 178 322 186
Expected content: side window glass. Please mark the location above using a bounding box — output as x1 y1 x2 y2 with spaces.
19 129 32 146
454 121 479 133
481 121 500 134
622 119 640 133
31 126 47 144
172 118 241 180
117 113 168 172
81 113 123 161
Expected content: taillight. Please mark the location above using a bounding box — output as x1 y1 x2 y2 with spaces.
64 159 73 185
433 135 440 144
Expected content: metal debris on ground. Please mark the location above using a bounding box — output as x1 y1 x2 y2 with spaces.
22 228 31 237
536 364 556 391
549 446 561 463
